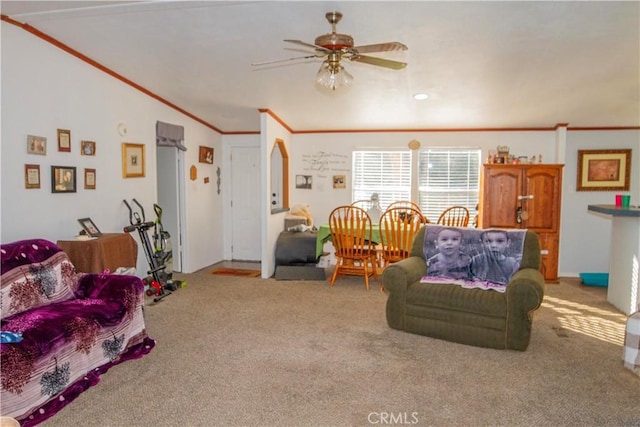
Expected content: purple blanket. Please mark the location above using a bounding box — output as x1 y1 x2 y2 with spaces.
1 239 155 425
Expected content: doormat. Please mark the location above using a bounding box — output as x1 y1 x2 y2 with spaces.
209 267 261 278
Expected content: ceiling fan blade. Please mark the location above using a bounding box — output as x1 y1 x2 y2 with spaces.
251 55 318 67
350 55 407 70
284 39 330 52
285 47 327 57
352 42 408 54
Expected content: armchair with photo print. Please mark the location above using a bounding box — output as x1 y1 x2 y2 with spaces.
383 224 544 350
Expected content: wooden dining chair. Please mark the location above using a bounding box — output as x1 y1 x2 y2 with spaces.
378 207 425 269
351 199 373 210
387 200 422 212
328 205 378 290
387 200 430 223
437 206 470 227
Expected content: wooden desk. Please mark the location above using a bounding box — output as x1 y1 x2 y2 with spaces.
57 233 138 274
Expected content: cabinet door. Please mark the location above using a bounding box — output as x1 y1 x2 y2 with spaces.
537 232 559 282
522 166 562 233
481 166 522 228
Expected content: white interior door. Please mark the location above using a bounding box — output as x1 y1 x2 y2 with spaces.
231 146 261 261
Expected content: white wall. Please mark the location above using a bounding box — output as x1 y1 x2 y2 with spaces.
1 23 223 276
560 130 639 275
261 112 292 278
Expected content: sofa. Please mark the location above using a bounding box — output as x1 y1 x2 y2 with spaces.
383 226 544 351
0 239 155 425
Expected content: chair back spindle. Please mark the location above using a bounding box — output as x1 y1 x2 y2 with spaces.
379 207 425 268
437 206 470 227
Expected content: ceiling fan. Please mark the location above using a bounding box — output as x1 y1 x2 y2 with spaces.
251 11 408 90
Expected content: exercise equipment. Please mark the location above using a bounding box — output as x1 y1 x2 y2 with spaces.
152 203 173 281
123 199 179 302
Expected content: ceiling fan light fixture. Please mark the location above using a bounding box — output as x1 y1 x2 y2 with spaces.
316 61 353 91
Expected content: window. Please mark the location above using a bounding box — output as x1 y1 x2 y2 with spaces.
418 148 481 223
352 151 411 210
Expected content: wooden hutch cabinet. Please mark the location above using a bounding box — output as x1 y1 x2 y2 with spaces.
478 164 563 282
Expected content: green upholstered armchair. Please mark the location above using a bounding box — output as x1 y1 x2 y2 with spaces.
383 226 545 351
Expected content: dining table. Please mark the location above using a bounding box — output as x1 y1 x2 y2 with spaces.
316 223 382 258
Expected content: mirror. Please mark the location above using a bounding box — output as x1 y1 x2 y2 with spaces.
270 138 289 213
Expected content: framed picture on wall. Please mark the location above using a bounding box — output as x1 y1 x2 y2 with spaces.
51 166 76 193
576 149 631 191
333 175 346 189
27 135 46 155
57 129 71 152
84 168 96 190
81 140 96 156
199 146 214 164
296 175 312 189
25 164 41 189
122 143 145 178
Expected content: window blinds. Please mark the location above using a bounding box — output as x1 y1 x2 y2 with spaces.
352 151 411 210
418 149 481 222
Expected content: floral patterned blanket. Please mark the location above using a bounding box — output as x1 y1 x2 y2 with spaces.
1 239 155 426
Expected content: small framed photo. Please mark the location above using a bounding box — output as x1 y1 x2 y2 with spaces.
27 135 46 155
57 129 71 152
51 166 76 193
77 217 102 237
84 168 96 190
296 175 312 189
122 143 145 178
81 140 96 156
577 149 632 191
333 175 346 189
199 146 214 164
24 164 41 189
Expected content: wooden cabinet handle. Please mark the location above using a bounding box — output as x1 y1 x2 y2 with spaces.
517 195 534 200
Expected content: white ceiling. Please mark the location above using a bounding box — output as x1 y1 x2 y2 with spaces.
2 1 639 133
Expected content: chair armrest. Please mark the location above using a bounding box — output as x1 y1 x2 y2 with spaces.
506 268 545 312
74 273 145 301
382 256 427 293
504 267 545 350
383 256 427 331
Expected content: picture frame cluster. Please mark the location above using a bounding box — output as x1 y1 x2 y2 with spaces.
25 129 99 192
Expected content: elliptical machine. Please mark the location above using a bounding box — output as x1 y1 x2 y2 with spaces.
123 199 178 302
152 203 174 281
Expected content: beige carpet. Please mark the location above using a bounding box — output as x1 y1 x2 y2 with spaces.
40 272 640 426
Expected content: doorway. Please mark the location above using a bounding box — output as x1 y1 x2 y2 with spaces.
156 146 185 272
230 146 261 261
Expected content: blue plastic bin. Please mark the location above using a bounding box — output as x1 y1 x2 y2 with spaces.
579 272 609 287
